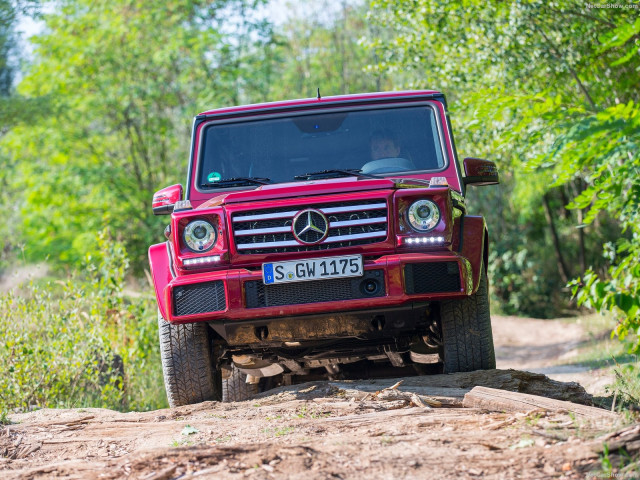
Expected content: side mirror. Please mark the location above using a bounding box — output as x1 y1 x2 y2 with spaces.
152 184 183 215
463 158 499 186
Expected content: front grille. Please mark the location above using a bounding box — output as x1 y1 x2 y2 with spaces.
404 262 461 294
173 281 226 316
232 199 388 254
245 270 385 308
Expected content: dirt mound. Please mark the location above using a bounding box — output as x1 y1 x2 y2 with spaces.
1 370 636 479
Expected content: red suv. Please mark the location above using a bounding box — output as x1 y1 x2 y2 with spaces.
149 91 500 406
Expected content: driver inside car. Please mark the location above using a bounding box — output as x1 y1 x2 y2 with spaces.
370 129 401 160
363 129 416 174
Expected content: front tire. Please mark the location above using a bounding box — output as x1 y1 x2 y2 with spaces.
158 311 222 407
439 263 496 373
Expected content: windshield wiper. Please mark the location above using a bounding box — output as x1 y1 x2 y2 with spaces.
202 177 271 188
294 169 377 181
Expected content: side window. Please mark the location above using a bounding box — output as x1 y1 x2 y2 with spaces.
429 109 444 168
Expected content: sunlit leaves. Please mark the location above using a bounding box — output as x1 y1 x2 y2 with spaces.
3 0 269 270
367 0 640 332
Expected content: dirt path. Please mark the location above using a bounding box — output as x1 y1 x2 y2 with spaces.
0 263 49 294
1 313 633 479
493 315 614 396
1 371 632 480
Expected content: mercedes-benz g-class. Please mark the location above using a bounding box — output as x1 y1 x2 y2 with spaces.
149 91 499 406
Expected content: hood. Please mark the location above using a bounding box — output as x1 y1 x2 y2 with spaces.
196 176 410 209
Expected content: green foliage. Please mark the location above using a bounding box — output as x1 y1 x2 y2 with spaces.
0 0 390 275
0 0 32 96
610 362 640 411
0 285 123 410
600 443 613 475
564 101 640 351
489 248 554 318
0 0 42 267
0 410 10 425
0 229 165 413
1 0 271 271
264 1 390 99
1 0 636 338
367 0 640 325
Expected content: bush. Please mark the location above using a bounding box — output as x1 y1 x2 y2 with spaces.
610 362 640 411
488 248 561 319
0 230 166 414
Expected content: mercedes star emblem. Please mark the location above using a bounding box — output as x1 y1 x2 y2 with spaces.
292 209 329 244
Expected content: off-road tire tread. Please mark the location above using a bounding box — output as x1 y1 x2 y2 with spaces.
158 312 221 407
222 366 259 402
440 264 496 373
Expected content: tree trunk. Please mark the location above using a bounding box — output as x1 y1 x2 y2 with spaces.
542 193 571 284
577 207 587 276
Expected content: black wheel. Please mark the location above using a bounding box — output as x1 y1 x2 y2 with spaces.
222 365 259 402
158 311 222 407
439 263 496 373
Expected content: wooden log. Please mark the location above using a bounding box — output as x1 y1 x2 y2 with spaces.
331 382 468 404
254 369 593 408
462 386 618 420
330 368 592 405
379 369 593 405
591 424 640 455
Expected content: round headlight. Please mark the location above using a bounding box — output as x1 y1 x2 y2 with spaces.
183 220 217 252
407 200 440 232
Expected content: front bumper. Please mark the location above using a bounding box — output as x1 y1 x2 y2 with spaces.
163 252 474 324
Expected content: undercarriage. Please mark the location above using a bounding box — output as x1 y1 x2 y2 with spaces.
210 303 445 385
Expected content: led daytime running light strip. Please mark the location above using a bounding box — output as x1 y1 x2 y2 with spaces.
403 236 445 245
183 255 221 266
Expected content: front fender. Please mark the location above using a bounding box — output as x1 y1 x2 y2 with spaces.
148 242 175 320
457 215 487 294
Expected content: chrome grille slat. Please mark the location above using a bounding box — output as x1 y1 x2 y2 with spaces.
233 210 298 222
329 217 387 228
320 203 387 214
323 231 387 243
235 226 292 236
237 240 301 250
232 199 388 254
235 217 387 236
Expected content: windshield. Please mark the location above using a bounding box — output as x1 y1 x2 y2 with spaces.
197 105 445 189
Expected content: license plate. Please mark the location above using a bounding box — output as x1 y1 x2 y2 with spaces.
262 254 363 285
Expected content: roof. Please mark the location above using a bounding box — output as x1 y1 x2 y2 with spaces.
197 90 444 117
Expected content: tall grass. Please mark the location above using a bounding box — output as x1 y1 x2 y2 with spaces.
0 231 166 414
